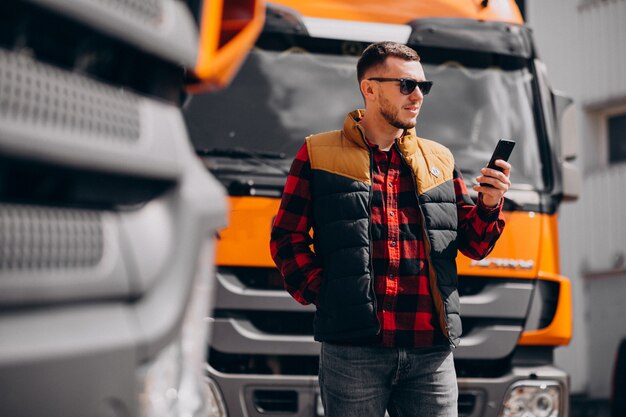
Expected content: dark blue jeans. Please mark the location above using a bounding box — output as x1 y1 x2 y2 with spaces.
319 343 458 417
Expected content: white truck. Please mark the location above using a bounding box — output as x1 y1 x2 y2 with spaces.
0 0 263 416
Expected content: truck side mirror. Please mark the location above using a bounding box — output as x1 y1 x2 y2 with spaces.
553 91 580 201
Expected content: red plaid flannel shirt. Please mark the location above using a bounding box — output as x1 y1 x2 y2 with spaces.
270 142 505 348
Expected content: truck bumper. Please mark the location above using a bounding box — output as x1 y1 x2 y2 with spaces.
207 364 569 417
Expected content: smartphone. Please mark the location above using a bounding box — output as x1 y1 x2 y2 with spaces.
481 139 515 187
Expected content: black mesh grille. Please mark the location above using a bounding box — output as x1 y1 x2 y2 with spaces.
0 49 140 142
214 310 315 336
253 390 298 413
209 348 320 376
0 204 104 270
458 393 477 416
209 347 512 378
537 280 559 329
224 268 505 295
220 266 285 290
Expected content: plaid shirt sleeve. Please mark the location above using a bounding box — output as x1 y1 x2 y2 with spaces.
270 143 323 305
453 166 505 260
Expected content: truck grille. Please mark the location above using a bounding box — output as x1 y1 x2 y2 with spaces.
458 393 477 416
0 204 103 270
219 266 508 297
211 267 535 374
0 49 141 143
99 0 163 25
536 280 559 329
226 266 285 290
0 2 185 103
253 390 298 413
214 310 314 335
209 348 319 376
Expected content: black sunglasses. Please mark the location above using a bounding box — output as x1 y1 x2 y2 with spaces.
367 78 433 95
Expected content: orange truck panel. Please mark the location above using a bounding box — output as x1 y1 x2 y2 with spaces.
459 212 563 278
188 0 266 93
272 0 523 25
458 211 542 279
218 197 556 280
216 197 280 267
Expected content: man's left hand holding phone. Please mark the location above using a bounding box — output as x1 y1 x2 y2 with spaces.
473 139 514 208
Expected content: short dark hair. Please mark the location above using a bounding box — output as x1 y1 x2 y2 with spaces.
357 42 420 82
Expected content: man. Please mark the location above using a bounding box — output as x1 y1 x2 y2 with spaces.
270 42 510 417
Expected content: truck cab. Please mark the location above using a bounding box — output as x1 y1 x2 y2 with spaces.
185 1 579 416
0 1 263 415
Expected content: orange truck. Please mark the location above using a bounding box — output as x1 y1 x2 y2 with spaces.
0 1 262 416
186 1 580 416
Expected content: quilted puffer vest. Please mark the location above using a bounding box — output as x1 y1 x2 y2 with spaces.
306 110 461 347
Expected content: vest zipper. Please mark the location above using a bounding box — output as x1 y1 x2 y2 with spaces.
394 143 456 348
355 125 381 334
368 149 380 334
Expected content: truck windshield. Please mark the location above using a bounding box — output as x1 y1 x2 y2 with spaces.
186 47 543 190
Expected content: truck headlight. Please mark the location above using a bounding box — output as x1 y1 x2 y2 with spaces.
138 240 220 416
501 381 562 417
204 375 227 417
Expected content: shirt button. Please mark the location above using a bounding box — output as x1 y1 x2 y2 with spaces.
389 273 395 279
390 240 396 247
388 182 393 188
389 211 395 217
384 303 392 310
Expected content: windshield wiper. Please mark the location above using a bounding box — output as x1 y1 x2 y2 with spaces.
196 147 290 175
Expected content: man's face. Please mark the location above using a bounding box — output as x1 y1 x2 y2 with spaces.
368 56 426 130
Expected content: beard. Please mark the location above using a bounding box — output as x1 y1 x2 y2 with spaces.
379 94 417 130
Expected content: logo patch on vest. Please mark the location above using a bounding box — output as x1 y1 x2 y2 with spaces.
430 167 441 177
